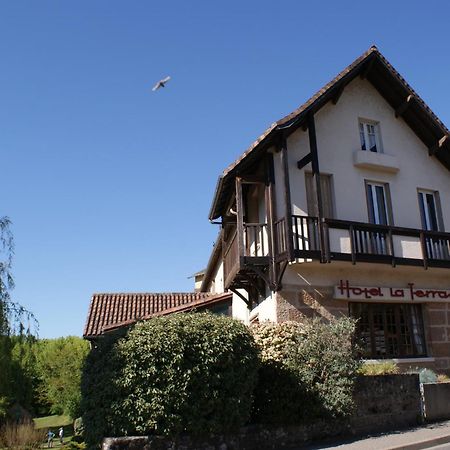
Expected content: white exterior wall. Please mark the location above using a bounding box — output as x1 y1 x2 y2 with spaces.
209 260 224 294
284 77 450 229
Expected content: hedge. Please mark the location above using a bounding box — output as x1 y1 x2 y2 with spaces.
251 318 360 424
81 312 259 448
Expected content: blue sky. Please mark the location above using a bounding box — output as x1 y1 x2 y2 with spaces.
1 1 449 338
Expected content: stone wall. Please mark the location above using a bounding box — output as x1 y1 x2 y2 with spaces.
102 374 422 450
423 382 450 422
276 285 347 322
424 302 450 372
277 287 450 374
351 374 422 434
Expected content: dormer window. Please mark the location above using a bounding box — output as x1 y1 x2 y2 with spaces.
359 120 382 153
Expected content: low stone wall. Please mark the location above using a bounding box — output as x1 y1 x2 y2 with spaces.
103 374 422 450
423 382 450 422
350 374 422 434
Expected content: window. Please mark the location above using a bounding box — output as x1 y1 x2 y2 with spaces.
365 181 393 225
418 189 449 260
305 173 335 218
418 190 443 232
359 120 382 153
349 302 426 359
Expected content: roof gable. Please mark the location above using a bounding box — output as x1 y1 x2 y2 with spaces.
209 46 450 220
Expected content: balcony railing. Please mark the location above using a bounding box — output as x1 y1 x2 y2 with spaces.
223 215 450 289
223 223 269 288
244 222 269 258
292 215 450 268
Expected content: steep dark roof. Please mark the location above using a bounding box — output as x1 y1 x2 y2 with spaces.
209 45 450 220
83 291 232 338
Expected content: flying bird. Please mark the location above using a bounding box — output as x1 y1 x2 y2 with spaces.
152 76 171 91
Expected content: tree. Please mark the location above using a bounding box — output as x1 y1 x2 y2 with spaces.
35 336 90 418
0 217 37 419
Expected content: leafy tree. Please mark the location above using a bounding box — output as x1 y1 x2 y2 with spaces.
35 336 90 418
10 336 44 414
0 217 37 419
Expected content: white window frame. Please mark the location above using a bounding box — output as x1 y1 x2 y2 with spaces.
365 181 392 225
359 119 383 153
417 189 443 232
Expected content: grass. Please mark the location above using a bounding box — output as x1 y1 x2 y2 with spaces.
33 415 72 430
33 415 74 449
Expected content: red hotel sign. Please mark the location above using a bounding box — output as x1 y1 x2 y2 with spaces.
335 279 450 302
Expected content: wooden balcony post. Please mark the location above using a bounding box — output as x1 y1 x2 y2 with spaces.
420 231 429 270
235 177 244 261
265 153 277 289
279 134 295 261
307 113 326 263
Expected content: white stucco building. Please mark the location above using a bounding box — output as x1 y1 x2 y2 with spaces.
201 46 450 372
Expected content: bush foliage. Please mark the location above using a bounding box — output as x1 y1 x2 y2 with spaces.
251 318 360 424
358 361 399 376
81 313 259 448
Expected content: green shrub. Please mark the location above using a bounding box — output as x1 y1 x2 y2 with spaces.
252 318 360 424
81 313 259 448
251 322 309 424
81 334 123 449
407 367 438 384
358 361 399 376
73 417 84 436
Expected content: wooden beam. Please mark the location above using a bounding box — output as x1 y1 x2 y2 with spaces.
240 175 265 184
235 177 245 259
395 95 414 118
230 288 251 307
307 113 327 263
279 134 295 261
297 153 312 170
360 56 375 80
265 153 277 290
429 135 448 156
332 84 345 105
307 114 324 219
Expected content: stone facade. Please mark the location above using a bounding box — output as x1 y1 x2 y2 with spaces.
424 302 450 372
276 285 450 374
276 285 347 323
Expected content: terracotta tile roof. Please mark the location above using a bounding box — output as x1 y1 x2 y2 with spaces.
83 291 232 338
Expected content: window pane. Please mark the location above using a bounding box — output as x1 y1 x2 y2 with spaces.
367 124 377 152
359 123 366 151
418 190 441 232
426 193 439 231
366 184 375 223
350 303 426 359
375 185 388 225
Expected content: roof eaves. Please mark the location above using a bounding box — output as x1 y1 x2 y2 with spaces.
200 230 223 292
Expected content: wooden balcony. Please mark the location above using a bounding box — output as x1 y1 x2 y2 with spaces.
223 223 270 290
292 215 450 268
223 215 450 294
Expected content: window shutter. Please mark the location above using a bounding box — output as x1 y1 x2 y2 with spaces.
305 173 334 218
320 175 334 219
305 173 317 217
